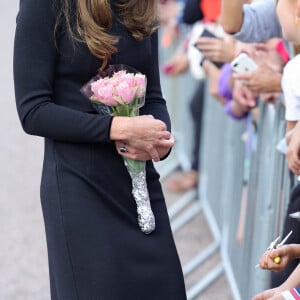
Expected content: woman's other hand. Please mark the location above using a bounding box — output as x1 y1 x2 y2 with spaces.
115 135 174 162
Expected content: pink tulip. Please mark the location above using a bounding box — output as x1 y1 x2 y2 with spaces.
113 70 127 79
119 73 135 88
91 80 118 105
134 74 146 98
116 82 136 104
88 68 147 108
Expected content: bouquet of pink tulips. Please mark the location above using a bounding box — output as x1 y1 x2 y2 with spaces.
81 64 155 234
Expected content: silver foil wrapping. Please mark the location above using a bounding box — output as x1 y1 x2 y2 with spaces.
125 159 156 234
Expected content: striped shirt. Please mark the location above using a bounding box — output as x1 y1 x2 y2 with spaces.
282 287 300 300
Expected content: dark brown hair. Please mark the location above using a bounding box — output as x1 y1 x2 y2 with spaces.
56 0 158 69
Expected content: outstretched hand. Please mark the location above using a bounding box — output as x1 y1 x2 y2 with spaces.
194 34 236 63
232 63 282 94
258 245 294 272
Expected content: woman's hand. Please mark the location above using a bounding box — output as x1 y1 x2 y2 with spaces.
115 137 174 162
110 115 174 162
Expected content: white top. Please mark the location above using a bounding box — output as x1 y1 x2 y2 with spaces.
282 54 300 121
281 290 297 300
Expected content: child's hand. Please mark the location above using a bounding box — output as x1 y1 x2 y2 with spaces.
251 287 283 300
258 245 294 272
162 51 189 76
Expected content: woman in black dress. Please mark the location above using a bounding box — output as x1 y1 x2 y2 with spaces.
13 0 187 299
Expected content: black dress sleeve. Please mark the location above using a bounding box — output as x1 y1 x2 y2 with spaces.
182 0 204 24
13 0 113 143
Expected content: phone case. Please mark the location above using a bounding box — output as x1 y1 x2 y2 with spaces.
231 53 257 73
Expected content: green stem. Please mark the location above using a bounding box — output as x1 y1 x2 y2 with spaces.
123 157 144 174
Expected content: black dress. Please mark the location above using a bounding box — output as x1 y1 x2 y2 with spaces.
13 0 187 299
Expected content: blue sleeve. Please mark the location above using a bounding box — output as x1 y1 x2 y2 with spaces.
233 0 282 43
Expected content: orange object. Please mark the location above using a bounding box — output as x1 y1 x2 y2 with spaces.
161 32 173 48
200 0 221 22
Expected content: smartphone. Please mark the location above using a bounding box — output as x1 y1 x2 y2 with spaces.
200 28 218 39
231 53 258 73
194 28 224 68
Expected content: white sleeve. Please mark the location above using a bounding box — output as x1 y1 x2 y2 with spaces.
282 56 300 121
281 290 296 300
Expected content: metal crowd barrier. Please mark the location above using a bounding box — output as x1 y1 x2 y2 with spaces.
157 38 292 299
198 88 291 300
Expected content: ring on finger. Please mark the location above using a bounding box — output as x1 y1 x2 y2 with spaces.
119 143 128 153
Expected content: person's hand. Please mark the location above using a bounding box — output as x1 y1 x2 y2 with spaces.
258 245 295 272
115 135 174 162
286 123 300 175
162 51 189 76
232 79 257 108
252 287 283 300
232 64 282 94
234 42 269 59
260 92 280 105
111 115 174 162
194 34 236 63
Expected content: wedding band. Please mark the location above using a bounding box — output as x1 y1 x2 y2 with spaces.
119 144 127 153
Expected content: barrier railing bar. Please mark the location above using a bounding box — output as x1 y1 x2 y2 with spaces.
171 202 202 233
155 157 180 181
221 246 242 300
183 241 220 276
186 264 224 300
168 188 198 219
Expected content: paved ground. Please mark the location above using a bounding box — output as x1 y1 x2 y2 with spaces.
162 171 232 300
0 2 232 299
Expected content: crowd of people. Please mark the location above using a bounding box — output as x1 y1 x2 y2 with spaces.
159 0 300 299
